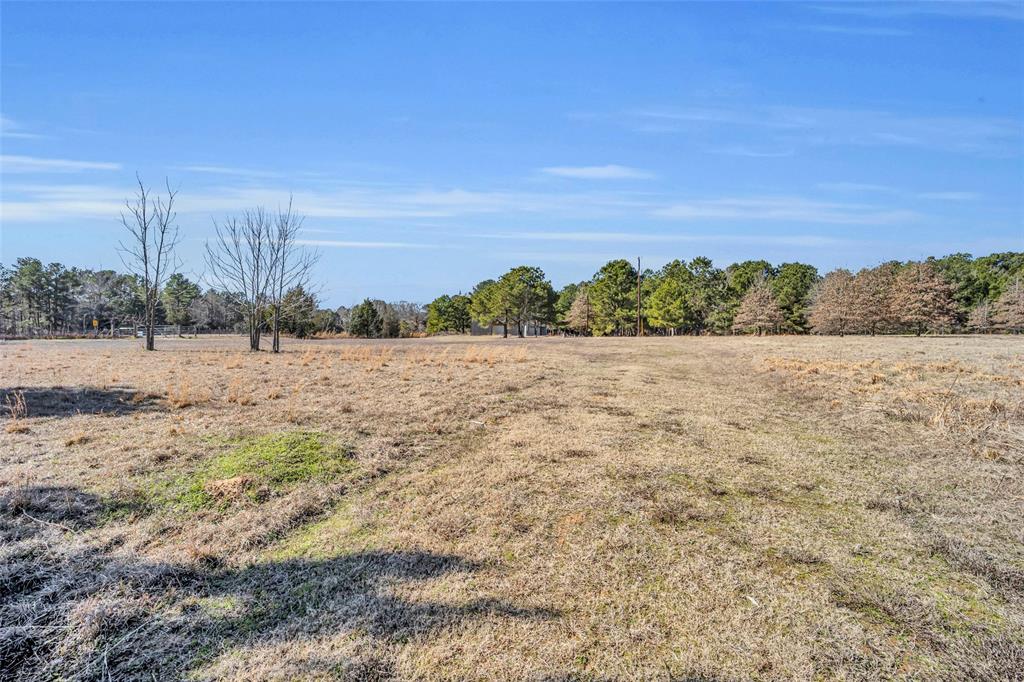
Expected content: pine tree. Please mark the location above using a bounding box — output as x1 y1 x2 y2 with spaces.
809 269 854 336
890 261 955 336
731 278 784 336
645 276 688 334
349 299 382 338
589 259 637 336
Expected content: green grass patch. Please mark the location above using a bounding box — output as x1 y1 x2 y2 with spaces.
172 430 354 510
269 499 377 559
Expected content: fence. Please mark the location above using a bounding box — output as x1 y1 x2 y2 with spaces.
126 325 198 338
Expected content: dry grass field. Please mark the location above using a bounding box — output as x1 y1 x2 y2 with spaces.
1 335 1023 681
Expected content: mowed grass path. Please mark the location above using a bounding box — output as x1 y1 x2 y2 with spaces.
2 336 1022 679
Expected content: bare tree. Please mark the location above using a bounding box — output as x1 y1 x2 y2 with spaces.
967 300 995 333
809 269 854 336
993 276 1024 333
889 261 955 336
849 264 898 336
268 200 320 353
566 283 592 334
118 175 180 351
732 277 784 336
204 208 275 351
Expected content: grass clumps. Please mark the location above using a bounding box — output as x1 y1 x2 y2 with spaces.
176 431 353 510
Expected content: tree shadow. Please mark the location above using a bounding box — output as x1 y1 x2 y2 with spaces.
0 484 101 542
0 485 559 680
0 386 159 419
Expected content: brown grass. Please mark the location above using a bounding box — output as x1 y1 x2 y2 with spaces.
1 335 1022 679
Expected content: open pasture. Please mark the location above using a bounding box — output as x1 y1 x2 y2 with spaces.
1 335 1023 680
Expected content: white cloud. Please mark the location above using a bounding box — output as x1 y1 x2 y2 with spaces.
0 181 922 232
653 197 919 225
710 146 795 158
800 24 913 36
818 183 981 201
817 182 895 193
174 165 281 179
0 184 125 221
540 164 655 180
809 1 1023 21
612 104 1022 156
917 191 981 201
1 155 120 173
296 239 437 249
0 117 47 140
474 231 853 247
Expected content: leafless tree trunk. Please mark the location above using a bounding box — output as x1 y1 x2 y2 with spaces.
204 208 275 351
268 199 319 353
118 175 180 351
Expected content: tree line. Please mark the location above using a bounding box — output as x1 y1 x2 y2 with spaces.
424 253 1024 336
0 258 434 340
5 252 1021 342
3 175 1021 342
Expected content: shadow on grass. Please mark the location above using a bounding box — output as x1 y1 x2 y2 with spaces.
0 485 559 680
0 386 159 419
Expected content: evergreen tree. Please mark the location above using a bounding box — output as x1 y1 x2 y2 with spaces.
280 285 318 337
590 259 638 336
645 276 688 334
349 298 382 338
771 262 819 332
469 279 507 336
161 273 201 326
426 294 472 334
497 266 555 337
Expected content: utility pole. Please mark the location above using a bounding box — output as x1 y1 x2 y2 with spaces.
636 256 642 338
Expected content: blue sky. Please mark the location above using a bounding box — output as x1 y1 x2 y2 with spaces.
2 1 1022 306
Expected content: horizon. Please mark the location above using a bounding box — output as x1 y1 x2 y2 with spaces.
2 1 1023 307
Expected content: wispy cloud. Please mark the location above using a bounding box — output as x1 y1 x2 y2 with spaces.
174 164 282 179
800 24 913 37
809 1 1024 21
0 116 47 140
817 181 895 193
1 181 648 223
608 105 1022 156
474 231 853 247
0 184 125 221
653 196 919 225
916 191 981 201
710 145 795 158
540 164 655 180
1 155 120 173
296 239 437 249
819 182 981 201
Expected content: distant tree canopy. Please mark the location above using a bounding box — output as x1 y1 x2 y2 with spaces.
3 251 1022 338
590 259 638 336
426 294 471 334
162 273 201 326
348 299 383 338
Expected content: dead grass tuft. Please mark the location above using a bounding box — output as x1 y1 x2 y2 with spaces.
166 377 210 409
64 432 90 447
4 390 29 433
